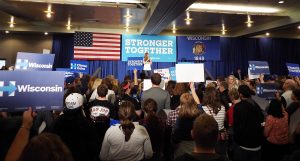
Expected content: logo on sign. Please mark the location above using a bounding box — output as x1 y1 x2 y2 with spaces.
70 63 87 71
256 87 263 95
249 64 256 71
15 59 29 70
0 81 62 97
70 63 77 70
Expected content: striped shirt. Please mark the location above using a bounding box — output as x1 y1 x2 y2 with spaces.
202 105 225 130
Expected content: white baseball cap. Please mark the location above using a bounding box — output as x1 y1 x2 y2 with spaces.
65 93 83 109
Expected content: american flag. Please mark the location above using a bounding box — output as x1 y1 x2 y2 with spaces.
74 32 121 60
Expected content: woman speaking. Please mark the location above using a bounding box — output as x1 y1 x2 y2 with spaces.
143 52 152 77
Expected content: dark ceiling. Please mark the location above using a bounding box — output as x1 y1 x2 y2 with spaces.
0 0 300 38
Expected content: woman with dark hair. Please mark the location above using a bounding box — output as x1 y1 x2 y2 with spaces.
202 86 226 155
170 83 188 110
19 133 74 161
100 101 153 161
140 99 165 161
263 99 288 161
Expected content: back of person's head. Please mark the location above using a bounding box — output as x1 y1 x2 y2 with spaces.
143 98 158 116
173 83 187 96
119 81 130 98
268 99 284 118
92 78 102 91
19 133 73 161
124 75 131 81
119 101 136 142
192 114 218 150
151 73 161 86
97 84 108 98
179 93 199 118
166 80 176 96
203 86 221 115
102 78 113 90
292 88 300 101
219 81 228 90
238 84 252 98
228 88 239 102
284 79 297 91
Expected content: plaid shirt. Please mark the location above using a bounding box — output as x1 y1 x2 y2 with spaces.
166 106 180 128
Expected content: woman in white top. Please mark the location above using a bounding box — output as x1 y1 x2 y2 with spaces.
202 86 226 155
100 101 153 161
143 52 152 78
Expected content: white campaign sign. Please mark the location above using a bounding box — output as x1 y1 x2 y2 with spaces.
175 63 205 82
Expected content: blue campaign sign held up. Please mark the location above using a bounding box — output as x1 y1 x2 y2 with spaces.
127 57 143 70
122 35 177 62
177 36 220 61
286 63 300 76
0 71 65 112
256 83 278 100
248 61 270 75
169 67 176 81
56 68 79 79
70 60 89 74
15 52 55 71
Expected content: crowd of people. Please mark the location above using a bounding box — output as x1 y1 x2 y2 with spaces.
2 68 300 161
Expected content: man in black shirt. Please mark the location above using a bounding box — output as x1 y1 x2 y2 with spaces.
175 114 228 161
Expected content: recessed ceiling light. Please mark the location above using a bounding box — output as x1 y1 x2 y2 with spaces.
189 3 281 14
5 30 9 34
278 1 284 4
266 32 270 36
298 26 300 29
44 32 48 35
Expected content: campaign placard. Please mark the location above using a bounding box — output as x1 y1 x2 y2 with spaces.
70 60 89 74
176 63 205 82
256 83 278 100
286 63 300 76
122 35 177 62
56 68 78 79
169 67 176 81
154 68 170 81
177 36 220 61
127 57 143 70
0 71 65 112
15 52 55 71
248 61 270 75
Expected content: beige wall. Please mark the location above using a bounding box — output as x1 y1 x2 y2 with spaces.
0 33 52 66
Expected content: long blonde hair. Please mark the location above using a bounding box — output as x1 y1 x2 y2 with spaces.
179 93 199 118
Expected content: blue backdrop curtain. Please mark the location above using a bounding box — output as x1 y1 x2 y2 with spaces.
52 33 300 80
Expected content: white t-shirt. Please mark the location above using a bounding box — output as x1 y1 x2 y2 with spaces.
143 59 151 71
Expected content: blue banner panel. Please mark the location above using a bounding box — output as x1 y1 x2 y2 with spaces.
0 71 65 112
256 83 278 100
127 57 143 70
248 61 270 75
169 67 176 81
286 63 300 76
177 36 220 61
15 52 55 71
70 60 89 74
121 34 177 62
56 68 79 79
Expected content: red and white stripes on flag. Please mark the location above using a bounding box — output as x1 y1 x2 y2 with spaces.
74 32 121 60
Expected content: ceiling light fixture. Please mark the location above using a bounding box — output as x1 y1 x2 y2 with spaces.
84 0 144 3
124 9 132 23
44 4 54 18
184 10 192 25
189 3 281 14
298 25 300 29
221 24 227 35
8 16 15 28
172 23 177 34
266 32 270 36
66 17 72 30
5 30 9 34
245 15 254 27
278 1 284 4
44 32 48 35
